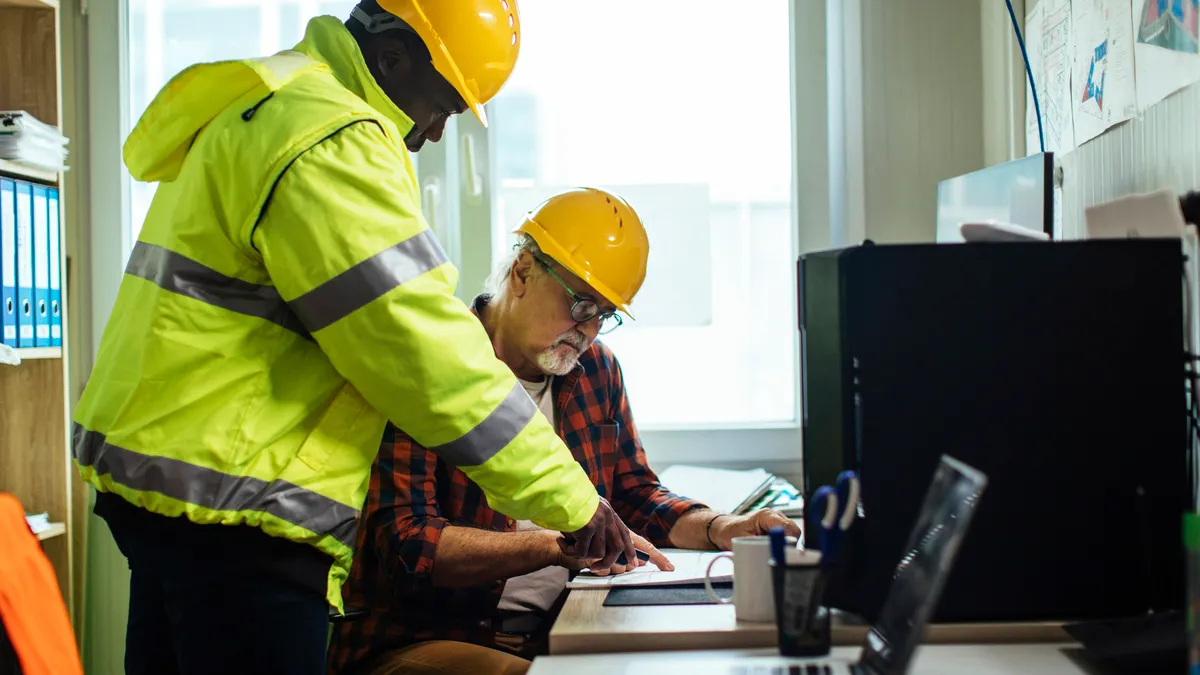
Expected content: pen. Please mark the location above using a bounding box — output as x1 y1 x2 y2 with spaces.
768 525 786 565
615 549 652 566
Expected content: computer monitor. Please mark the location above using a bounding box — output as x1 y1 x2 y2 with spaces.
935 152 1054 242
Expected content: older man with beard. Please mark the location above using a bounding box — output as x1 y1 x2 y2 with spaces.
328 188 800 675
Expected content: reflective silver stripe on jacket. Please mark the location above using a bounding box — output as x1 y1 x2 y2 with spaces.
288 229 449 332
73 425 359 548
429 381 538 467
125 241 310 338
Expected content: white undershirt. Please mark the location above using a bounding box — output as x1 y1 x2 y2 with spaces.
519 376 556 430
497 376 571 614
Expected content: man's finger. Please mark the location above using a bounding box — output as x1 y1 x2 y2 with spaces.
594 531 620 570
556 545 589 573
644 544 673 571
779 516 803 538
632 533 673 572
586 500 615 562
618 521 636 571
611 522 635 571
595 512 624 569
586 516 609 562
569 528 595 561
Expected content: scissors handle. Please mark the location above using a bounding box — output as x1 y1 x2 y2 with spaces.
835 471 861 531
809 486 839 563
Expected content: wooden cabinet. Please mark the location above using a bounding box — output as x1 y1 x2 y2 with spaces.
0 0 85 630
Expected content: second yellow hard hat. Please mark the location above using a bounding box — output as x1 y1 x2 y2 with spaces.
513 188 650 316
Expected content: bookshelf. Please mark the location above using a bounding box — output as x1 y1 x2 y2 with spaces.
0 0 83 630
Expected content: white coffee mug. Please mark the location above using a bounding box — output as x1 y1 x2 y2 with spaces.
703 535 795 622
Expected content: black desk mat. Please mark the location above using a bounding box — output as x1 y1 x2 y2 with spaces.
603 580 733 607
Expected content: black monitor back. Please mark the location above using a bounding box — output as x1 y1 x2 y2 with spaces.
798 239 1188 623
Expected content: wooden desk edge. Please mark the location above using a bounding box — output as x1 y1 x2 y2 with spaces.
550 590 1071 655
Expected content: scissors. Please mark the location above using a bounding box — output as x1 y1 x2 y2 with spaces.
808 470 860 565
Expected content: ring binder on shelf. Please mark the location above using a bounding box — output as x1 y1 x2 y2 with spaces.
1 178 16 348
32 183 49 348
14 180 33 348
48 186 60 347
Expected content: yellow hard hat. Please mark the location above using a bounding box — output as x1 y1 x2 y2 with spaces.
377 0 521 127
513 188 650 316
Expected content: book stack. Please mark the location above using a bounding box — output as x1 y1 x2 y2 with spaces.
0 111 68 173
657 465 803 518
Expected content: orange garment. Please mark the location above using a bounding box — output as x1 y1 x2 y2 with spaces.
0 493 82 675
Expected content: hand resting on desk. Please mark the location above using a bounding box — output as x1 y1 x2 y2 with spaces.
671 508 801 551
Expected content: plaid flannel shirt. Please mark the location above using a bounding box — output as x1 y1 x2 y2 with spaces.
327 296 707 674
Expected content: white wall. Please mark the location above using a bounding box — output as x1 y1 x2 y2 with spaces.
830 0 989 247
981 0 1200 239
981 0 1028 166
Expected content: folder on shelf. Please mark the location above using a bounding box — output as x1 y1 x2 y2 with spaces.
48 186 60 347
31 184 49 348
14 180 33 348
1 178 16 348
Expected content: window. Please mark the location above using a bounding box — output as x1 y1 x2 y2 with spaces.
125 0 359 240
480 0 797 430
92 0 817 462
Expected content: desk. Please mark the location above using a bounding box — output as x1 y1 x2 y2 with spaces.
549 589 1070 655
530 645 1094 675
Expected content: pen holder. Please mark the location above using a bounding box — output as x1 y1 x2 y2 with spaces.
770 549 830 657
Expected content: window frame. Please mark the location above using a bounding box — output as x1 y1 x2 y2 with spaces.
84 0 855 470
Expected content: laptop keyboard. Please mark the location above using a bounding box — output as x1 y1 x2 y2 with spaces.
730 665 835 675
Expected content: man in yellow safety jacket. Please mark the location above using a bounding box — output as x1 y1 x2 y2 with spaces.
71 1 633 673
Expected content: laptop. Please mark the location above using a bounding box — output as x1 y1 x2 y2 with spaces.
621 455 989 675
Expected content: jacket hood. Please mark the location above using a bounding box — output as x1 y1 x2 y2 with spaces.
123 16 414 183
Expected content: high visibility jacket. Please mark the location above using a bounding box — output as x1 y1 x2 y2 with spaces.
72 16 599 609
0 494 84 675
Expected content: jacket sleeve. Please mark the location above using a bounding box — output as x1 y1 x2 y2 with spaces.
252 121 599 532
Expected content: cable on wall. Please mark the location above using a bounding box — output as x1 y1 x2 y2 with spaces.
1006 0 1045 153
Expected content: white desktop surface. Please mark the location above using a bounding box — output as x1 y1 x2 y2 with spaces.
530 644 1093 675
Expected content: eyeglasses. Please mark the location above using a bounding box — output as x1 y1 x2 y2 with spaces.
532 254 624 335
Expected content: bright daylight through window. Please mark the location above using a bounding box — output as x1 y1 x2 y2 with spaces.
125 0 797 430
487 1 796 428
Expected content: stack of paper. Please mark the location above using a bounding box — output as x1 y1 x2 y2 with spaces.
0 111 69 173
742 476 804 518
24 512 51 535
566 550 730 589
657 465 777 516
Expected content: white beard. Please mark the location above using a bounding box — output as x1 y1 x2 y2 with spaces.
536 330 587 375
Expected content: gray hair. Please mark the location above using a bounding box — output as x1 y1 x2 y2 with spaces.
486 234 544 297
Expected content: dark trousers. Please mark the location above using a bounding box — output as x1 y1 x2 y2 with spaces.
107 519 331 675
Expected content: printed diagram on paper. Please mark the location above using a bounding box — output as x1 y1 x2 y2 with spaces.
1072 0 1137 144
1026 0 1076 154
1133 0 1200 110
1138 0 1199 53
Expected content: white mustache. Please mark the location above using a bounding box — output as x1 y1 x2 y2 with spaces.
552 331 587 351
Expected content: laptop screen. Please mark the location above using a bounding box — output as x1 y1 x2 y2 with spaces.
857 455 989 675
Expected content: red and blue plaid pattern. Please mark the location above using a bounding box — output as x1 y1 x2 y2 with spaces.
326 298 706 674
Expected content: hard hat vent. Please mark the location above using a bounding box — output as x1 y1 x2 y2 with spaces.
500 0 516 44
604 195 622 227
